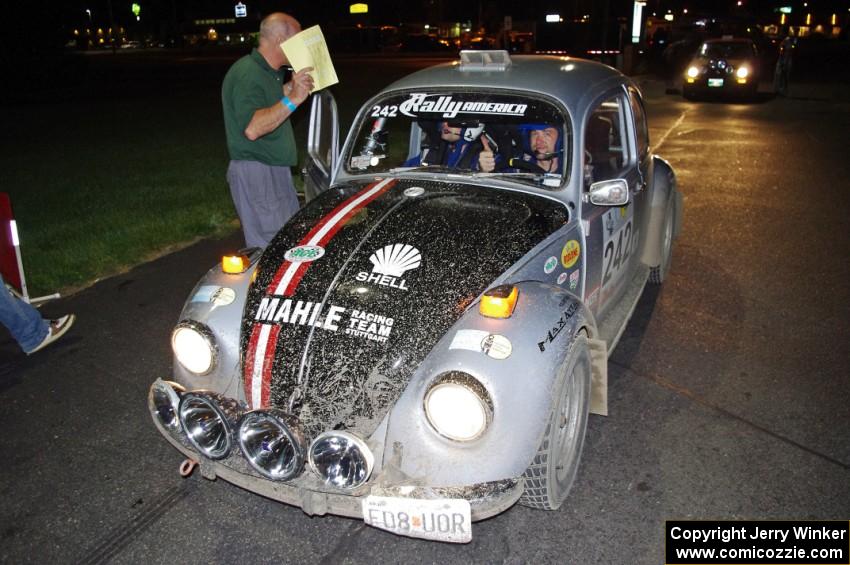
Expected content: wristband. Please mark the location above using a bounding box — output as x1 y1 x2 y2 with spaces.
280 96 297 112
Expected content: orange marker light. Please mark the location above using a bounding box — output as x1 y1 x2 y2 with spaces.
479 285 519 319
222 254 249 274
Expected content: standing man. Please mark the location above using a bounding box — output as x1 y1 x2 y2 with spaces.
222 12 314 248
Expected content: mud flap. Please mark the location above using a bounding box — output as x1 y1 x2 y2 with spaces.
588 338 608 416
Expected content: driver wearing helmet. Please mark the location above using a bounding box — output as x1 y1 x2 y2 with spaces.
405 121 486 169
478 123 563 174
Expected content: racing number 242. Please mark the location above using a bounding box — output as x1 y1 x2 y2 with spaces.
603 221 635 286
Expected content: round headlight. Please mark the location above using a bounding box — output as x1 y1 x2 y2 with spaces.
736 66 749 78
308 432 374 490
148 379 185 431
178 392 240 459
238 410 305 481
686 65 699 78
424 375 492 441
172 321 217 375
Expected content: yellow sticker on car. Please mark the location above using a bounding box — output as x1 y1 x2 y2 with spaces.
561 239 581 268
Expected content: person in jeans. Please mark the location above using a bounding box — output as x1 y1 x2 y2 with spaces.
0 275 75 354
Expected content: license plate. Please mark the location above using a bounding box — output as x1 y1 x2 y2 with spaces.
362 495 472 543
708 78 724 87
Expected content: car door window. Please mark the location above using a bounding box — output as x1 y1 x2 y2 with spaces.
584 95 627 186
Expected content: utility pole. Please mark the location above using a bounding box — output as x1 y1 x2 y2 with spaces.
107 0 116 53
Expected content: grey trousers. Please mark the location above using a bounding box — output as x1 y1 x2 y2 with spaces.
227 160 301 248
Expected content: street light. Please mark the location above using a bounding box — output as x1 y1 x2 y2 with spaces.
85 8 92 24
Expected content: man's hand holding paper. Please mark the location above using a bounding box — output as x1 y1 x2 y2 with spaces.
286 67 315 105
281 25 339 91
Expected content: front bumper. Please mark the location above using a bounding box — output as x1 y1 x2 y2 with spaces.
684 75 757 94
149 381 523 522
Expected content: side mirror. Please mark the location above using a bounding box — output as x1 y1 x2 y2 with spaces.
588 179 629 206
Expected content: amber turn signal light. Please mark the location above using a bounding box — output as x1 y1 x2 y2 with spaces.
479 285 519 319
222 254 250 274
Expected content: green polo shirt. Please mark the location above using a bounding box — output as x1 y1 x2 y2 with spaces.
221 49 297 166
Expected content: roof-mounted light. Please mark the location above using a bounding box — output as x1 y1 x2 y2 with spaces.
459 50 512 72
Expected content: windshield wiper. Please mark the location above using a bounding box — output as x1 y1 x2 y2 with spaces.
389 165 465 174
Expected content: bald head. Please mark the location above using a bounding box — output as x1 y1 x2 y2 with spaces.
260 12 300 42
257 12 301 69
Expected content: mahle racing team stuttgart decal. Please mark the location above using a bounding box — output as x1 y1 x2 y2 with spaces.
253 297 394 343
244 178 397 409
355 243 421 291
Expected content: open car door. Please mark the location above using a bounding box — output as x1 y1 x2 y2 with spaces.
304 90 340 202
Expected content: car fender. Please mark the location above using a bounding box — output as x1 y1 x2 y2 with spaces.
378 281 598 487
640 155 682 267
172 262 255 401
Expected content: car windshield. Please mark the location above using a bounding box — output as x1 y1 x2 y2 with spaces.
701 42 754 59
344 90 571 189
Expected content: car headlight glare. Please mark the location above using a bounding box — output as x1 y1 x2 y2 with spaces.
424 374 492 441
178 392 241 459
172 321 216 375
148 379 185 431
686 65 699 78
308 431 374 490
238 410 305 481
736 66 749 78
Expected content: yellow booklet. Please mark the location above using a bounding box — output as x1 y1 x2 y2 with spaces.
281 25 339 91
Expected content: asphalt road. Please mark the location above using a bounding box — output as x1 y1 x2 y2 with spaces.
1 56 848 564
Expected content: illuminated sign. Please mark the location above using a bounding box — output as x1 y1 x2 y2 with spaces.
131 3 140 16
235 2 247 17
779 6 792 13
350 3 368 14
632 1 645 43
545 14 562 23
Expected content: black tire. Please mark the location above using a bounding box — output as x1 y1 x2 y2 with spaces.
649 199 675 284
520 334 591 510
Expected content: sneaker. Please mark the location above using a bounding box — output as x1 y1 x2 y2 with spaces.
27 314 76 355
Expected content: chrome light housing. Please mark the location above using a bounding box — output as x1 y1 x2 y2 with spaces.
424 372 493 441
238 410 305 481
308 431 374 490
178 392 242 459
171 320 217 375
148 379 185 431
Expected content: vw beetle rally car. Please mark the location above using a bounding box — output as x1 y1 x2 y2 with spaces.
149 51 682 543
683 37 761 99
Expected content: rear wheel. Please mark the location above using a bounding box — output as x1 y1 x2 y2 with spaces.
520 334 591 510
649 199 675 284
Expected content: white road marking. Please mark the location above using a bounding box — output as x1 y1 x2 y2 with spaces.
654 110 688 152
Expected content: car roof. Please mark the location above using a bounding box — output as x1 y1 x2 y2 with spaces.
380 55 632 118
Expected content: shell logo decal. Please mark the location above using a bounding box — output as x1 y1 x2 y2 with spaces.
370 244 422 277
561 240 581 269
